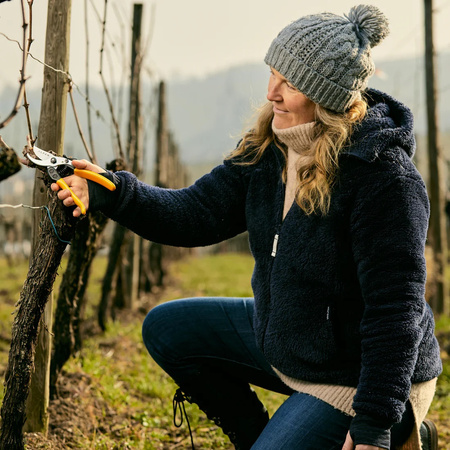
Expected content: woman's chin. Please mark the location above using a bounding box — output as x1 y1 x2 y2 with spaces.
273 117 292 129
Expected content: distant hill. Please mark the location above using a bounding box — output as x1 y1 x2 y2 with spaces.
1 52 449 174
165 63 269 165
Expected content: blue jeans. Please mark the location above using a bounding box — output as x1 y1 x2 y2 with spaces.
142 297 413 449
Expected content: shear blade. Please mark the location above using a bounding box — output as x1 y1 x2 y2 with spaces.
26 152 47 166
34 146 55 161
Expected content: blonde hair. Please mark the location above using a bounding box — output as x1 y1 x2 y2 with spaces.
228 97 367 215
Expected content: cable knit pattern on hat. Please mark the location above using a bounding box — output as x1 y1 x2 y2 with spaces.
265 5 389 112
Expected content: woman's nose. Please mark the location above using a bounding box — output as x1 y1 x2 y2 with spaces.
267 79 282 102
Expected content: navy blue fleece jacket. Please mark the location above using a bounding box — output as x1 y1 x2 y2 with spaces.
89 89 442 446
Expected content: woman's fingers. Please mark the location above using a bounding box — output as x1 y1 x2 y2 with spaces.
71 159 105 173
50 175 89 216
48 160 106 217
62 195 83 218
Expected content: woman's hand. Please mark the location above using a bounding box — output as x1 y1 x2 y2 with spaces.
50 159 105 217
342 431 384 450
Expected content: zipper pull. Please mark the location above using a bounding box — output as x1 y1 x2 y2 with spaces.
271 234 279 257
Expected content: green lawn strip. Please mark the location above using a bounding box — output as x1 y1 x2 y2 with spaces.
168 252 255 298
429 315 450 446
0 259 29 337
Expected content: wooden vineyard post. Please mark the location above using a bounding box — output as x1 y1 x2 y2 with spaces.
126 2 144 308
24 0 72 435
424 0 449 315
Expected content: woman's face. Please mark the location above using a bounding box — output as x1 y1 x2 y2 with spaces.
267 68 316 129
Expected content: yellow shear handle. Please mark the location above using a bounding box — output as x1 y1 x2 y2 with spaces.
56 179 86 215
74 169 116 191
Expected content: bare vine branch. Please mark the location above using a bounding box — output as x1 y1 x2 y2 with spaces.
89 0 122 62
23 90 33 140
83 0 97 163
23 0 35 142
0 30 109 130
99 0 125 161
68 82 96 164
112 2 129 142
0 0 29 129
0 33 69 77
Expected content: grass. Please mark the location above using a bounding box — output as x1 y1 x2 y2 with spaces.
429 314 450 445
0 252 449 448
169 252 254 297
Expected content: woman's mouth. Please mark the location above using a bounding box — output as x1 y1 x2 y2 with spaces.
273 105 288 114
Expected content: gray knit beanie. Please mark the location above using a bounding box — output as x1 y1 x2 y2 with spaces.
264 5 389 112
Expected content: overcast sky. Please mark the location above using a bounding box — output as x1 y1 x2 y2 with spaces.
0 0 450 92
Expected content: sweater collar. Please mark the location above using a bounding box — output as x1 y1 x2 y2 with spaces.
272 121 315 154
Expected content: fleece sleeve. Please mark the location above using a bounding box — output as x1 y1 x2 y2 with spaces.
348 165 430 444
88 159 249 248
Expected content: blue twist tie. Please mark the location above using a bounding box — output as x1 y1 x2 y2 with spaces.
43 206 72 245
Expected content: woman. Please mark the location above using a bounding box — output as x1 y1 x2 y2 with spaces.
52 5 441 449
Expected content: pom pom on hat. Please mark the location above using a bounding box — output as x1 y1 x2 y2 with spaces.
346 4 390 47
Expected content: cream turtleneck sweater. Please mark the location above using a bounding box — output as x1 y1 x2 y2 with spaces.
272 121 315 219
271 120 436 449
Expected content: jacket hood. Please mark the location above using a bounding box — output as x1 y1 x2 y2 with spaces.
345 88 416 162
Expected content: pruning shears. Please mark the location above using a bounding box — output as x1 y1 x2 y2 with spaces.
26 146 116 215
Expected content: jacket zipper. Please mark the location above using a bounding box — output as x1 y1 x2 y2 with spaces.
262 176 284 352
272 177 287 258
271 233 279 257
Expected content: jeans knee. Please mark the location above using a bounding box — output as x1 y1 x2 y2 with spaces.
142 300 193 367
142 303 170 362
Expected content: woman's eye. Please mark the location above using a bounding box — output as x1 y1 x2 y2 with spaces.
286 83 296 91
